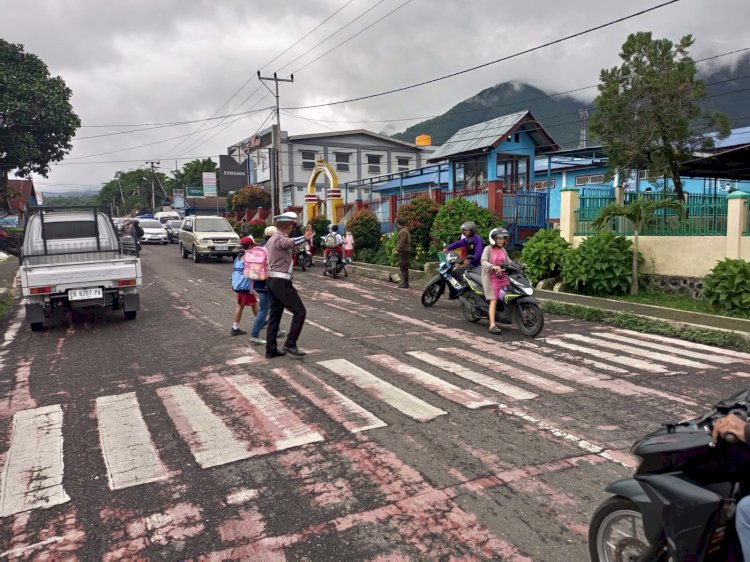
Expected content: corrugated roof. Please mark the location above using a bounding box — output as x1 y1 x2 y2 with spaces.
712 126 750 150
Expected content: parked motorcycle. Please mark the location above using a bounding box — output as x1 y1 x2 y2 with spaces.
589 389 750 561
323 248 347 279
421 251 466 307
458 261 544 337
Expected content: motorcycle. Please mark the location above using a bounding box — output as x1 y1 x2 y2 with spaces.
458 261 544 337
589 389 750 561
421 251 467 307
323 248 347 279
293 242 312 272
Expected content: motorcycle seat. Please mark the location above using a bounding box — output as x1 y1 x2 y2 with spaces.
464 268 482 285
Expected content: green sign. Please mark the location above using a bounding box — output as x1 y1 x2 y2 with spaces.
186 186 204 197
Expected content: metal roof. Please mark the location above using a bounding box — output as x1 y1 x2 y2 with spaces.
427 110 559 162
679 144 750 181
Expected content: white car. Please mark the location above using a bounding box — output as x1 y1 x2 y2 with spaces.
138 219 169 245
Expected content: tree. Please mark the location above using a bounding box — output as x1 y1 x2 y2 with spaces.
0 40 80 206
430 197 499 248
97 168 169 215
168 158 219 192
231 185 271 211
590 32 730 200
346 209 381 250
592 196 685 295
396 196 439 253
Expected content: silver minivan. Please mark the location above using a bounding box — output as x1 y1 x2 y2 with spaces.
179 216 240 262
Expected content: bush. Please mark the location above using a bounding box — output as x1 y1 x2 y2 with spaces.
703 258 750 314
431 197 499 249
562 231 633 297
247 219 267 240
310 215 331 251
397 196 439 253
347 209 381 250
355 246 389 265
520 229 570 284
226 218 241 235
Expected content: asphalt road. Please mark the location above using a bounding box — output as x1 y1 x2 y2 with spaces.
0 244 748 560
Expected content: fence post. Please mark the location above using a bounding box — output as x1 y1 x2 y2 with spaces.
487 181 503 219
726 191 749 259
559 187 580 244
388 195 398 228
355 199 364 211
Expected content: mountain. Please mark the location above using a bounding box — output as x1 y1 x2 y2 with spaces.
391 54 750 149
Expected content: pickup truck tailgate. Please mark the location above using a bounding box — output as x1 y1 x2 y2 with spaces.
21 258 142 296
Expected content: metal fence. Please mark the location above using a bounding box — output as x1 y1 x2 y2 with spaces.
395 191 432 211
444 187 488 209
576 192 729 236
501 192 549 228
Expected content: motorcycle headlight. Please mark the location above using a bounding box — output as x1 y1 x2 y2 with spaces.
523 287 533 295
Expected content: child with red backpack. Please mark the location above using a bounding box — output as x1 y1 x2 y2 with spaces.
230 236 259 336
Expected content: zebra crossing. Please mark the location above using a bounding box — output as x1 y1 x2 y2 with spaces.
0 328 747 518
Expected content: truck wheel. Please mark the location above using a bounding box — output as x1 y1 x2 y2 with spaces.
193 247 200 263
180 244 188 259
124 311 137 320
30 322 44 332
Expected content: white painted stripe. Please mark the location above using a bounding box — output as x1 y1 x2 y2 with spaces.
516 341 631 375
615 329 750 361
96 393 168 490
592 332 736 364
561 333 713 369
406 351 537 400
317 359 446 421
366 354 497 408
0 405 70 517
226 374 325 450
545 338 672 373
274 367 387 433
157 385 249 469
437 348 574 394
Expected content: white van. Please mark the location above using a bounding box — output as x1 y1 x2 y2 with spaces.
154 211 180 224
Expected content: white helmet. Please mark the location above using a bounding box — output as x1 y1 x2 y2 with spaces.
488 227 509 245
264 226 278 237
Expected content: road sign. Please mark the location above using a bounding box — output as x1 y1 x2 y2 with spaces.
186 186 204 198
202 172 217 197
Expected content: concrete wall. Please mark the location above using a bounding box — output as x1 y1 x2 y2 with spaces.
741 235 750 262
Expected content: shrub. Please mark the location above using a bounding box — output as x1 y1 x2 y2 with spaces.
310 215 331 251
520 229 570 283
431 197 499 249
562 231 633 297
397 196 439 253
703 258 750 314
347 209 381 250
355 246 389 265
246 219 267 240
226 218 241 235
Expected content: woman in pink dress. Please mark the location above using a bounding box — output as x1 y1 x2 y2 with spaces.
343 230 355 263
480 227 510 335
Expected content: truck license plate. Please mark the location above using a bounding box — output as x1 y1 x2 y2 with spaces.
69 288 103 301
214 245 229 251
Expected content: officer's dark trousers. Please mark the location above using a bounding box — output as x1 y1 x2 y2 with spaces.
267 278 306 352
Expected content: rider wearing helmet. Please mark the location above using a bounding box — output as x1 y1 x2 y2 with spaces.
444 221 484 267
481 227 511 335
323 224 345 267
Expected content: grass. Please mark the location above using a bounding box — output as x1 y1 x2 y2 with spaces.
542 301 750 353
609 291 750 320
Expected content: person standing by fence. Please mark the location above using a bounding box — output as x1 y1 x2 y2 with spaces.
393 218 411 288
344 229 355 263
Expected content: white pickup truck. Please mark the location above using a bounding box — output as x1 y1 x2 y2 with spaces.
20 207 142 331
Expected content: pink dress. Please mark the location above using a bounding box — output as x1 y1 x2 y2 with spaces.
489 247 510 299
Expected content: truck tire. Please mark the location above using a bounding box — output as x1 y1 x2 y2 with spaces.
124 310 137 320
30 322 44 332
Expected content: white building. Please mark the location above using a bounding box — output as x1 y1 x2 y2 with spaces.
230 128 435 208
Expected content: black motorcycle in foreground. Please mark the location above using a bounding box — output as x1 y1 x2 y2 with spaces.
590 389 750 561
421 251 466 307
323 249 347 279
458 261 544 337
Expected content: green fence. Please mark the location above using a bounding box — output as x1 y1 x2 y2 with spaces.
576 193 728 236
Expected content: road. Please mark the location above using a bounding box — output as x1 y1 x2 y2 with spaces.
0 244 748 560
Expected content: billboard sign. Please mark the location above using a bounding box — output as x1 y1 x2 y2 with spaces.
173 189 185 209
220 154 249 191
251 148 271 184
186 186 204 198
202 172 217 197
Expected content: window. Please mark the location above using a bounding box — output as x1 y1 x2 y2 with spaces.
44 221 97 239
348 187 356 194
397 157 410 172
638 170 659 180
575 175 589 186
589 175 605 184
363 187 370 194
296 185 304 192
301 150 316 170
367 154 381 174
514 132 520 143
335 152 351 172
533 179 555 190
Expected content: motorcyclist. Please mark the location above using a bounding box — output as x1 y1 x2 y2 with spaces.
712 414 750 559
323 224 345 268
442 221 483 297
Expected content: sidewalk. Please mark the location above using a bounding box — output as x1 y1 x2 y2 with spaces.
0 255 18 294
536 289 750 337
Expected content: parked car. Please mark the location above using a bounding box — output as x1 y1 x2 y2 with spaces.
20 206 142 330
179 216 240 262
155 211 180 224
138 219 169 244
165 220 182 243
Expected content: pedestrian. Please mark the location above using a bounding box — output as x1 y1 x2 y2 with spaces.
344 228 355 263
393 218 411 288
481 227 511 335
230 236 258 336
264 212 313 358
249 226 286 345
304 223 315 261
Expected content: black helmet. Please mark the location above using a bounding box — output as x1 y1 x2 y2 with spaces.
332 224 339 232
460 221 476 235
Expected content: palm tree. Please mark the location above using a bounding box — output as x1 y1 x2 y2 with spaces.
592 195 686 295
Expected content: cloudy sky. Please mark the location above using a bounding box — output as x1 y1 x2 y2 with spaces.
3 0 750 193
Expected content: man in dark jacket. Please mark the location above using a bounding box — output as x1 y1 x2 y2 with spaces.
393 218 411 288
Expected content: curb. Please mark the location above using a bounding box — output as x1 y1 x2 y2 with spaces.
312 257 427 284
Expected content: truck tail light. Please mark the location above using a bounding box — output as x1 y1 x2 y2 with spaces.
30 286 53 294
117 279 137 287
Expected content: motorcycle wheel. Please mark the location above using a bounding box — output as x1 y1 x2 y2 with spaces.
300 256 307 272
589 497 661 562
516 302 544 337
460 295 480 323
420 277 445 307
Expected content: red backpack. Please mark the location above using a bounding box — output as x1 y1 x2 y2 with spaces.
243 246 269 281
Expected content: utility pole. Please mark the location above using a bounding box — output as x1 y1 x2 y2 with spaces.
145 161 160 213
258 71 293 218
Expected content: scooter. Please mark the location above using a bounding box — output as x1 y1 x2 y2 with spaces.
589 389 750 561
293 243 312 272
323 248 347 279
458 262 544 337
421 251 467 307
